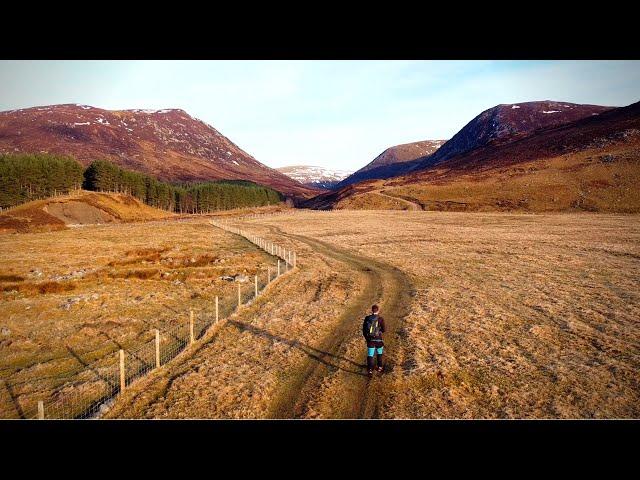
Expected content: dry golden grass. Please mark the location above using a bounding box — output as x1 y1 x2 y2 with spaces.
0 191 173 234
4 208 638 419
0 217 278 418
105 209 639 419
251 210 640 418
335 149 640 213
337 189 408 210
103 223 367 419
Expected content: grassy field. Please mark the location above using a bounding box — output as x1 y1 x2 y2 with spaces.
101 210 640 419
3 210 638 419
251 210 640 418
103 221 367 418
0 217 278 418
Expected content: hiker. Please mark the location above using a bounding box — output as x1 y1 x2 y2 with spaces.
362 304 385 377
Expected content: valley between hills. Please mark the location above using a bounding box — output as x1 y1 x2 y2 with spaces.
1 98 639 419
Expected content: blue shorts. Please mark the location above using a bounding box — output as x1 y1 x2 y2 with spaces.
367 346 383 356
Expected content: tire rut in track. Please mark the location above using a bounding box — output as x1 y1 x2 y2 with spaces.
377 190 422 211
262 224 413 419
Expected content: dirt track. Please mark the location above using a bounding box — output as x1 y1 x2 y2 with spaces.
263 225 413 418
101 220 412 418
29 210 638 419
377 190 422 211
260 211 640 418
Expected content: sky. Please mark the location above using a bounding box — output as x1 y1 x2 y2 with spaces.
1 60 639 172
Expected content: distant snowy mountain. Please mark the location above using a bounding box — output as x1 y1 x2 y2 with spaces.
276 165 352 190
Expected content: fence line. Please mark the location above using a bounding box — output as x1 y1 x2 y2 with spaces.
210 218 296 269
13 218 298 419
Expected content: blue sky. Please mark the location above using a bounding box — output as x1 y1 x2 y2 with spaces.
1 60 639 172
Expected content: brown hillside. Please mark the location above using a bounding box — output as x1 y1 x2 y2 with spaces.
337 139 447 187
0 191 173 234
0 104 317 198
306 101 640 213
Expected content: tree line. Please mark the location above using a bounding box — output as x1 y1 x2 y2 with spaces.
0 153 84 209
1 154 283 212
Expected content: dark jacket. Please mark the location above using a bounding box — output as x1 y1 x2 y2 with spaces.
362 314 385 345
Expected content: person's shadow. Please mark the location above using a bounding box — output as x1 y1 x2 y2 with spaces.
228 320 368 377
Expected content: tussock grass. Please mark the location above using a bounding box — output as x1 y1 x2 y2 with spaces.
107 247 169 266
0 280 76 295
0 217 277 418
37 281 77 294
0 274 25 282
109 269 160 280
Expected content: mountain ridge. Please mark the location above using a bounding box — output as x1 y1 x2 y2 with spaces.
304 100 640 212
410 100 614 172
0 104 316 197
276 165 352 189
337 139 447 188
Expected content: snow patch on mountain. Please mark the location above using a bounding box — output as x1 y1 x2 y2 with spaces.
277 165 352 189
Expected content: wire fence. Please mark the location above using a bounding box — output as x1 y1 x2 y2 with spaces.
4 219 297 419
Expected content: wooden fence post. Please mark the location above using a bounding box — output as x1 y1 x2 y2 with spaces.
293 251 296 268
268 267 271 283
119 349 125 392
190 310 195 344
277 259 280 277
238 283 242 307
38 401 44 419
215 296 219 323
155 329 161 368
255 275 258 298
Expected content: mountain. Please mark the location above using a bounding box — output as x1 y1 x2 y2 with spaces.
337 101 609 189
411 101 614 171
276 165 352 189
0 104 315 197
304 100 640 213
337 139 446 188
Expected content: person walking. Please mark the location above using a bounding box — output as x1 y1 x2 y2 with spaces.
362 304 385 377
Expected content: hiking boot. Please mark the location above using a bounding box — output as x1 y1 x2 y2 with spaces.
367 369 374 378
376 366 384 373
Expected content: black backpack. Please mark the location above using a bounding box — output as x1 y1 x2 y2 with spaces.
363 314 381 339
